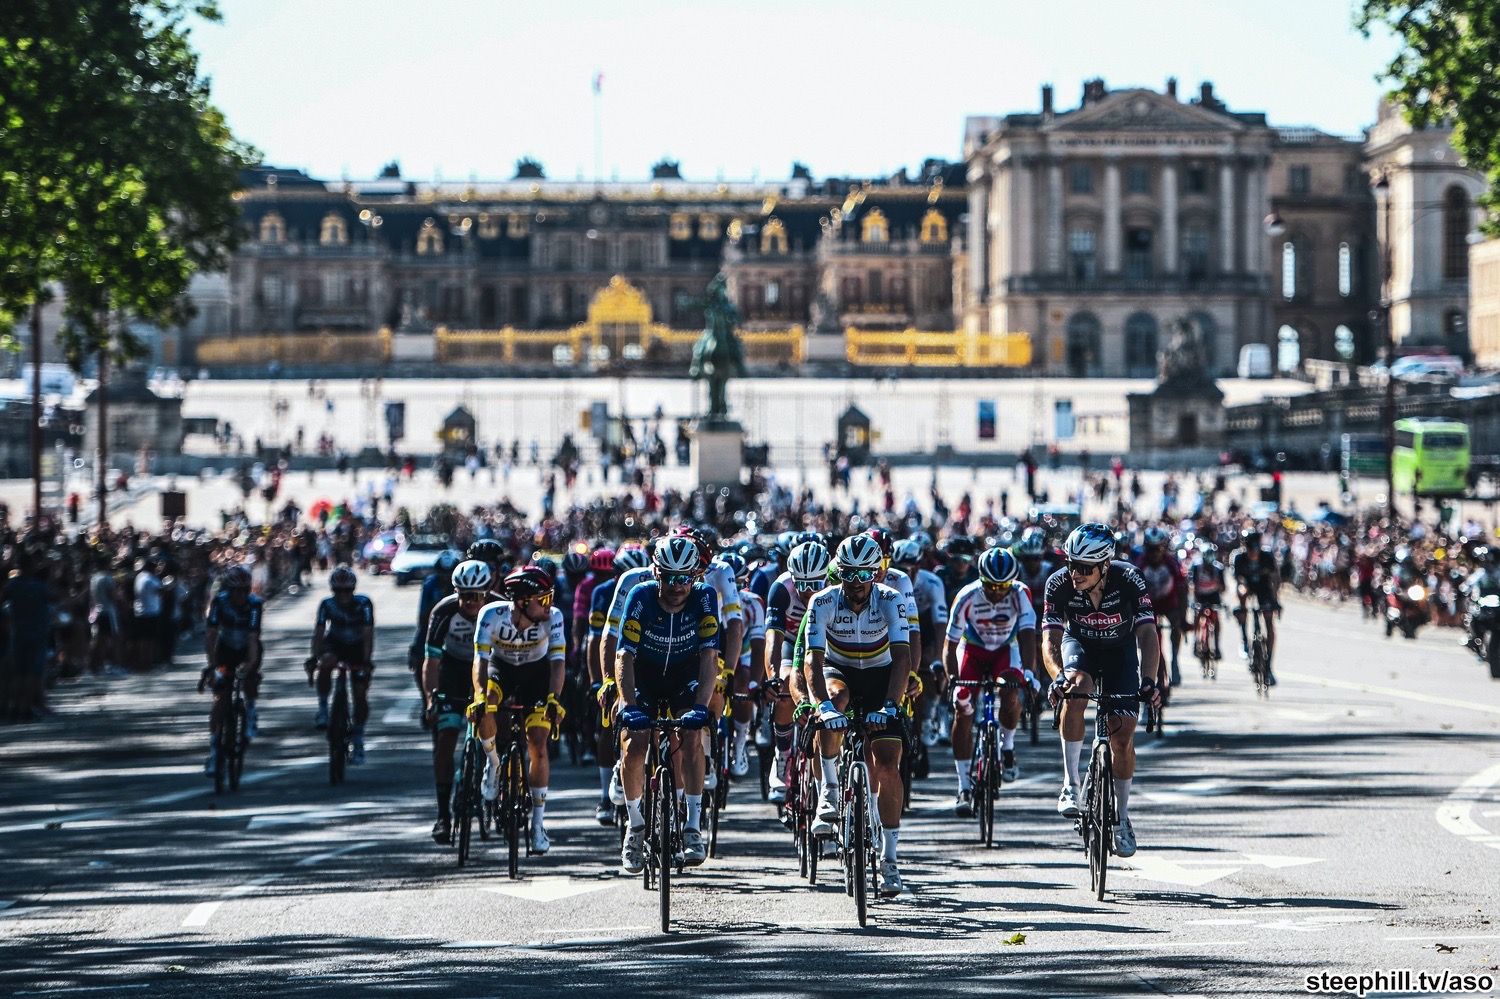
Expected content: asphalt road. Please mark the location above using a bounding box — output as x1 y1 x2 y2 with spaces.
4 575 1500 998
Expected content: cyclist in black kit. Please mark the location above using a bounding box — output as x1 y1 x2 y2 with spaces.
1040 523 1162 858
310 565 376 763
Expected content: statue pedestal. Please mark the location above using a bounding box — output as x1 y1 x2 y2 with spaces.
391 333 435 362
690 419 744 489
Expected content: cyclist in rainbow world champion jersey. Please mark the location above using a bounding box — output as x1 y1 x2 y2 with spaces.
615 536 722 872
1040 523 1162 859
471 566 567 855
804 534 912 897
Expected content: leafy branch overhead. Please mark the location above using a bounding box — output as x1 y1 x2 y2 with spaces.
1358 0 1500 235
0 0 257 368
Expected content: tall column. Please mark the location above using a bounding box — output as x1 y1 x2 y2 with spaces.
1046 158 1064 272
1103 156 1122 274
1219 157 1237 274
1242 156 1265 275
1161 155 1179 273
967 177 988 303
1014 156 1034 277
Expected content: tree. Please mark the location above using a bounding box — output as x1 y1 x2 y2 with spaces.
1358 0 1500 235
0 0 257 367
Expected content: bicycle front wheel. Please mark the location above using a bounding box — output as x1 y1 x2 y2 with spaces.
230 701 247 790
981 729 999 848
848 766 869 927
214 706 234 796
503 751 523 880
1088 748 1113 901
328 689 348 786
655 764 674 932
455 741 476 865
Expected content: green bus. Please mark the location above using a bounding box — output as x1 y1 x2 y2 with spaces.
1391 418 1470 497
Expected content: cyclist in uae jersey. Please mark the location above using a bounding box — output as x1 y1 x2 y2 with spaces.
1040 523 1161 860
421 560 491 843
945 549 1037 813
471 566 566 855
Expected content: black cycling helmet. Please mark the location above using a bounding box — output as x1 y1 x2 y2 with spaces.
468 538 505 564
940 535 976 559
504 565 554 600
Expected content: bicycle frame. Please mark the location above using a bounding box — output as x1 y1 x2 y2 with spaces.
953 676 1021 847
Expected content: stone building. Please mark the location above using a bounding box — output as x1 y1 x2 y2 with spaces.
1470 239 1500 368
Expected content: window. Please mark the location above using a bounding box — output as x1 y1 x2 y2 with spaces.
1125 313 1159 378
1125 228 1153 280
1277 325 1301 373
868 270 884 304
698 214 720 240
919 208 949 244
1338 242 1352 297
319 213 347 246
554 237 574 271
1444 186 1471 280
590 236 607 270
1289 165 1311 195
478 214 500 239
841 276 863 307
261 274 282 306
766 280 780 307
1126 164 1151 195
861 208 889 243
1065 312 1102 376
623 239 642 270
258 212 285 244
416 221 443 256
1183 227 1211 280
507 214 529 238
670 213 692 240
761 217 788 254
1281 241 1297 300
1069 163 1093 194
1068 228 1097 281
321 271 343 306
1184 164 1207 194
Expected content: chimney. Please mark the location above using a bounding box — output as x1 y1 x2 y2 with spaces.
1082 78 1107 105
1042 84 1053 117
1200 81 1214 105
1166 77 1177 100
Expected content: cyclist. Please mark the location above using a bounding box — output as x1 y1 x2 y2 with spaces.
421 559 492 843
945 548 1037 814
718 552 767 778
589 544 650 822
467 538 509 583
1041 523 1162 859
472 565 567 855
1231 528 1281 684
867 527 922 672
1188 540 1226 660
573 548 614 673
199 565 263 775
892 537 949 750
764 540 831 803
410 549 461 728
616 536 720 872
937 535 979 607
804 533 912 897
749 533 793 603
309 565 375 764
1133 525 1188 687
556 552 590 648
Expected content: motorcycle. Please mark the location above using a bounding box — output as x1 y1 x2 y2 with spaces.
1384 578 1429 640
1465 591 1500 679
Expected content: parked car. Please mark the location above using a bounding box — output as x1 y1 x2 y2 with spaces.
362 530 403 574
1390 354 1464 381
390 535 462 586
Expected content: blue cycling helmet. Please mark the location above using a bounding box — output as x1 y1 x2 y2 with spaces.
977 548 1020 585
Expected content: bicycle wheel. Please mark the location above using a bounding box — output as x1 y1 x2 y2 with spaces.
655 764 674 932
503 750 523 880
1089 746 1113 901
328 686 348 786
971 725 989 845
757 741 774 802
1028 691 1041 744
230 700 247 790
213 704 232 796
982 729 999 848
456 743 475 866
848 766 869 928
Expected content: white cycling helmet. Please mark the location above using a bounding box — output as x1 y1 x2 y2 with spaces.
653 536 702 574
613 545 650 572
1014 527 1047 558
452 559 493 593
787 542 831 583
836 534 884 572
1064 523 1116 564
891 538 923 566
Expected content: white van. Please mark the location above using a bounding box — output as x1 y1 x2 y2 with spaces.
1237 344 1272 379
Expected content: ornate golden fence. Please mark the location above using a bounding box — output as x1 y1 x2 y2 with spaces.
195 329 391 366
844 328 1031 367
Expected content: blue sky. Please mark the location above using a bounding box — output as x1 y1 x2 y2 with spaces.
191 0 1400 184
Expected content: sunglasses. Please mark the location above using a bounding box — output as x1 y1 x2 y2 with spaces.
457 592 487 602
982 580 1014 592
1067 561 1102 575
659 573 695 586
839 568 877 583
517 592 552 605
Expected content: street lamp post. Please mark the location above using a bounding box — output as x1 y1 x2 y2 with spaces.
1372 171 1396 522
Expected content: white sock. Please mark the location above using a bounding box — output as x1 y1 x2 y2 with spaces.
598 766 613 797
482 737 500 769
1116 777 1132 823
685 793 702 831
955 757 972 792
821 756 840 788
676 787 685 806
1000 726 1016 751
625 797 644 829
881 828 899 861
1062 739 1084 786
732 720 750 751
531 786 547 825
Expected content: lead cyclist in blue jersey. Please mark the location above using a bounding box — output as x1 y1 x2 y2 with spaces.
1040 523 1162 859
616 536 721 872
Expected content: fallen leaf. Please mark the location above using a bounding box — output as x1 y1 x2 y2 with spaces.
166 965 186 973
1435 943 1457 953
1441 723 1455 731
1002 933 1027 946
44 821 62 830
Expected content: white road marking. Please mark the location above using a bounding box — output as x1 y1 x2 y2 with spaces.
1116 855 1241 887
1436 761 1500 853
247 803 385 830
0 906 45 919
14 986 153 996
1386 933 1500 941
381 691 418 726
295 841 376 867
181 873 282 928
1276 669 1500 718
1239 853 1323 868
440 940 517 949
479 875 615 902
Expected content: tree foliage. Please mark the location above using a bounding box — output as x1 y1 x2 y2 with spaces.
1358 0 1500 234
0 1 256 367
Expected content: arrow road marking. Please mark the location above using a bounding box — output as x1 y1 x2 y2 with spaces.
479 876 615 903
1239 853 1323 869
1116 855 1241 887
1437 761 1500 853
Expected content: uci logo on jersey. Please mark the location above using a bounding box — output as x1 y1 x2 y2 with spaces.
698 615 719 639
622 620 642 643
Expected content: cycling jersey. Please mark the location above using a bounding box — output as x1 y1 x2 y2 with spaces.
882 568 921 635
587 577 618 639
748 561 781 604
607 562 741 642
802 583 910 671
1017 557 1057 612
907 567 950 630
474 602 567 667
618 581 721 674
604 566 655 639
946 579 1036 652
736 587 767 669
206 591 263 662
1189 560 1225 600
1041 562 1155 648
423 594 480 701
1232 549 1279 595
705 559 744 624
766 571 814 646
1133 552 1186 612
573 572 602 633
317 594 375 647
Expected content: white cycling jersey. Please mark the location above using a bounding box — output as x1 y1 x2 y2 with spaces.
736 587 767 668
946 579 1036 652
881 567 921 634
474 601 566 667
803 583 910 671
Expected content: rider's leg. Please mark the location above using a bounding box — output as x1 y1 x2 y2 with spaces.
869 735 903 860
432 723 459 819
817 683 852 791
620 729 649 828
999 687 1022 746
1108 712 1141 824
679 728 706 831
950 686 975 790
526 723 550 828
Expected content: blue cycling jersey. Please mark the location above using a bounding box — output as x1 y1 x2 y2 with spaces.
206 590 262 653
618 580 720 674
317 594 375 646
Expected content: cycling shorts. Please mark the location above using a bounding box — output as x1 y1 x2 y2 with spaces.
432 695 467 733
1192 592 1222 610
487 657 551 721
633 671 701 720
1060 636 1140 718
322 639 371 672
823 664 902 741
953 644 1024 714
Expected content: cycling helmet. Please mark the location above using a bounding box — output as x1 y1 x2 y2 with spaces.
654 536 703 574
1143 525 1170 548
977 548 1020 585
1063 523 1115 564
836 534 884 572
589 547 616 573
864 527 895 560
911 531 933 553
718 552 750 584
775 531 797 557
613 545 650 572
329 564 357 590
941 535 976 559
1014 527 1047 558
735 540 767 565
788 542 831 583
891 539 923 566
562 551 589 576
222 565 252 590
670 526 713 569
452 559 493 593
467 538 505 564
793 530 824 549
532 556 560 580
436 550 461 577
504 565 554 599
